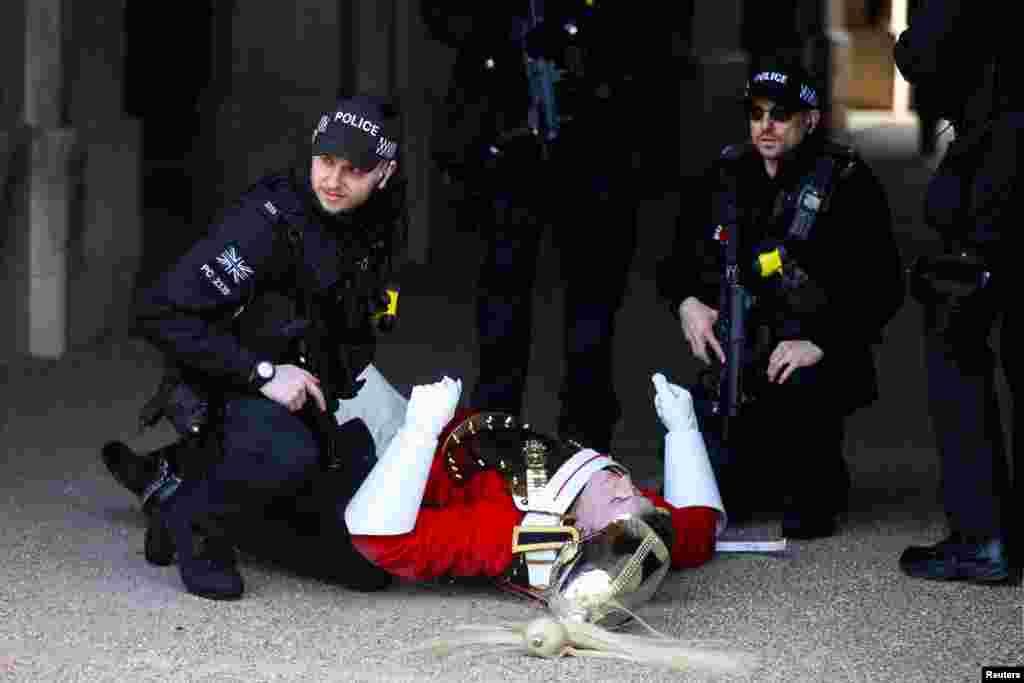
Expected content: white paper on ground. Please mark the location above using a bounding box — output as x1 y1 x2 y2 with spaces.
715 539 788 553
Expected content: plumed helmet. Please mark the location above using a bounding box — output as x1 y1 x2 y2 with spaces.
545 509 674 627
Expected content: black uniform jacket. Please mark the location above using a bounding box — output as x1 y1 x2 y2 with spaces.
657 138 905 414
895 0 1023 264
136 171 378 392
420 0 674 177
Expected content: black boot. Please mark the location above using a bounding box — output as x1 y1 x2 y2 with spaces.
101 441 182 515
900 532 1018 585
151 480 245 600
102 441 162 499
102 441 180 564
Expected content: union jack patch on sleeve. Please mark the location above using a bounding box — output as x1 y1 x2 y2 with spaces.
215 242 255 285
713 224 730 243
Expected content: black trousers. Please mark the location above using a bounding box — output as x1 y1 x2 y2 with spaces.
923 292 1020 542
471 132 638 450
695 362 849 520
169 397 389 589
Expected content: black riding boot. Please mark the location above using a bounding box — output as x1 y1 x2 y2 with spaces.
148 477 244 600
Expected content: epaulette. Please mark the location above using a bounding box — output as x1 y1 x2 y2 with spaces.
235 176 309 271
240 173 305 227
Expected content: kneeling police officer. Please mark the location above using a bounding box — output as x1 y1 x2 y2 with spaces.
104 95 403 600
657 61 905 538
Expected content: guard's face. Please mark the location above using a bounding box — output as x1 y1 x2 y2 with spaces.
310 155 390 214
748 96 817 163
572 468 655 539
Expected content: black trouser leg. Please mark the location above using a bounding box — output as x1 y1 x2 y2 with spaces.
229 417 392 591
554 163 637 451
471 195 543 416
923 305 1007 539
996 305 1020 564
758 363 848 516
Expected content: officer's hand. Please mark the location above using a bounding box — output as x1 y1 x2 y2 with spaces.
652 373 698 432
405 375 462 439
260 364 327 413
679 297 726 365
767 340 824 384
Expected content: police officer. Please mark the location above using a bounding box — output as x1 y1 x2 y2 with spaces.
420 1 661 452
107 95 403 600
657 61 905 539
896 0 1021 584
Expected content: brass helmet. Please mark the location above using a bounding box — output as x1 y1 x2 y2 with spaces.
545 509 674 627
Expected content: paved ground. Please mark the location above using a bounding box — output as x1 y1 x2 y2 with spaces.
2 120 1021 682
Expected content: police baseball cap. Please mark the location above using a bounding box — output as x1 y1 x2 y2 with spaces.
311 95 400 170
744 64 821 110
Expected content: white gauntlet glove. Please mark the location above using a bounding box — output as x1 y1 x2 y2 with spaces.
651 373 726 533
345 376 462 535
404 375 462 442
653 373 698 432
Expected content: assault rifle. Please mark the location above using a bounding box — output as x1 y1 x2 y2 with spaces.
707 224 754 445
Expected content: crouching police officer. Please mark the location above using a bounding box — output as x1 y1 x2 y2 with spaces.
657 61 905 539
103 95 403 600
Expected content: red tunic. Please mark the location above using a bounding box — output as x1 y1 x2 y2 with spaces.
351 442 719 581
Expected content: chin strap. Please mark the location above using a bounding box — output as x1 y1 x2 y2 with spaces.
511 449 618 589
344 425 438 535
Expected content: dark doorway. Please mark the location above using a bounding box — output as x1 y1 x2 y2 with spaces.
123 1 215 284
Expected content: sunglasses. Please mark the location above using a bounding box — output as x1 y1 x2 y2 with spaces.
748 104 797 123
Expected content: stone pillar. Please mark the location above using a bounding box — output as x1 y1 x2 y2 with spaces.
1 0 144 362
26 128 76 358
681 0 748 179
64 0 143 349
22 0 75 358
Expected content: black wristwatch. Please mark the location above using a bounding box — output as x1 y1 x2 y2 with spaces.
249 360 276 389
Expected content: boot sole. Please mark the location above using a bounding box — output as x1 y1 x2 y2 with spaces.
185 587 244 601
901 562 1017 585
